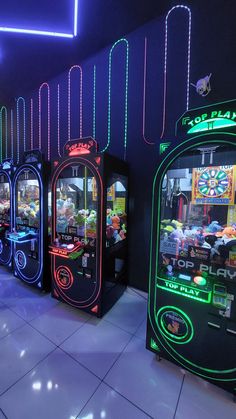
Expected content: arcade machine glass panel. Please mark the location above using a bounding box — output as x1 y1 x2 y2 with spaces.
0 171 11 265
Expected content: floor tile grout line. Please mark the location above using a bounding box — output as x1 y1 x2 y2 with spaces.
173 373 185 419
75 381 104 419
0 347 57 397
0 322 28 343
101 381 154 419
0 408 8 419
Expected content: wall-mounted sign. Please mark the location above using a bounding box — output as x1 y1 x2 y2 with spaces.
64 137 97 157
176 100 236 137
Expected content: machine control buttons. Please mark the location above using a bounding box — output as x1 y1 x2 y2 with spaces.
193 276 207 286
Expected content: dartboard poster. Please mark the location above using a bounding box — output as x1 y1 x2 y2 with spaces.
192 165 235 205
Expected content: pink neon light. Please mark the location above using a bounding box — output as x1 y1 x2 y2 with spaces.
68 65 83 141
39 82 51 160
51 157 103 308
30 98 33 150
57 84 62 157
142 37 155 145
160 5 191 139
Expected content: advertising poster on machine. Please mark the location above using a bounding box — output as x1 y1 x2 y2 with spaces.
192 165 235 205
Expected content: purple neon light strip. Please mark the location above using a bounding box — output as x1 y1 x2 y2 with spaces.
39 82 51 160
57 84 62 157
160 5 191 139
142 37 155 145
0 0 78 38
68 65 83 141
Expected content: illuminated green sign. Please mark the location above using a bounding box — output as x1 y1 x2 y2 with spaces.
156 276 212 303
182 110 236 134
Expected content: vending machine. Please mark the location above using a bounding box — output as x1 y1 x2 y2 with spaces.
0 160 13 267
8 150 50 290
49 137 128 316
147 100 236 394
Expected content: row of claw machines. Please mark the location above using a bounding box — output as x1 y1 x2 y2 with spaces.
0 137 128 316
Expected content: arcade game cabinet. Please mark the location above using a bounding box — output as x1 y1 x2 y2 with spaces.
0 160 13 267
49 137 128 317
147 100 236 394
8 150 50 290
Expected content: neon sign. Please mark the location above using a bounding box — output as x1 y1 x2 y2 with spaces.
156 277 212 303
176 99 236 136
64 138 97 156
0 1 78 38
185 110 236 133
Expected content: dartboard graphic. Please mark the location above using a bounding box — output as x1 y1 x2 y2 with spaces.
198 168 229 197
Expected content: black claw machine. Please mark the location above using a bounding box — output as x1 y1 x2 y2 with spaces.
147 100 236 395
8 150 50 290
0 159 13 267
49 137 128 316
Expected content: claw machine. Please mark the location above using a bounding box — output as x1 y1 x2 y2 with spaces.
49 137 128 316
147 100 236 395
0 159 13 267
8 150 50 290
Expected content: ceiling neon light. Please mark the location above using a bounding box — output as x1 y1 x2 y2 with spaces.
0 0 78 38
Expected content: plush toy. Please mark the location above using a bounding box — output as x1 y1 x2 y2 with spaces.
106 225 114 240
206 221 222 234
216 226 236 239
111 215 120 230
56 215 68 233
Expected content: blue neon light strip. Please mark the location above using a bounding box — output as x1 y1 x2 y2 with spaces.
0 0 78 39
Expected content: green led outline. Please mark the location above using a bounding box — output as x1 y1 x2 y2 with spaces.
0 106 8 163
160 142 171 155
175 98 236 135
148 134 236 381
100 38 129 160
187 118 236 134
156 276 211 304
157 305 194 344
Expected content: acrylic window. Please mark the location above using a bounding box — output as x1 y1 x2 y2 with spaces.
106 174 127 247
16 170 40 229
158 144 236 282
0 174 10 224
56 165 98 238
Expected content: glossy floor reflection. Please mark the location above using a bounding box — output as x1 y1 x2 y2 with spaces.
0 268 235 419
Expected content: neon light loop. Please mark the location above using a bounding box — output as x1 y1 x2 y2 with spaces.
148 135 236 381
101 38 129 160
0 0 78 39
10 110 14 161
39 83 51 160
0 170 12 265
16 97 26 163
68 65 83 141
142 37 155 145
160 5 191 139
0 106 8 162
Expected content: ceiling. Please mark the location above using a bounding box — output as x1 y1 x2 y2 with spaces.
0 0 176 104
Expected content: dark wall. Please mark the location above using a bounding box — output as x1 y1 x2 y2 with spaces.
1 2 236 290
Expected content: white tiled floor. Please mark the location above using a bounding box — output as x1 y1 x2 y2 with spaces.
0 268 235 419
